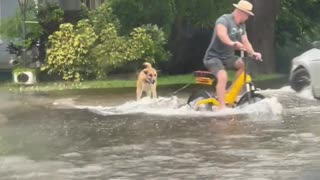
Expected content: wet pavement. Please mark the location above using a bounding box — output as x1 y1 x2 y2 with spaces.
0 83 320 179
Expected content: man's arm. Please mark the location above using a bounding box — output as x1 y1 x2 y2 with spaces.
241 34 254 54
241 34 262 60
216 24 235 47
216 24 245 50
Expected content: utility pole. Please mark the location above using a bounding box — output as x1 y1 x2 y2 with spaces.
0 0 2 45
17 0 28 67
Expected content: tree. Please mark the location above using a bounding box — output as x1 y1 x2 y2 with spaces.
37 3 64 63
89 3 169 77
274 0 320 73
108 0 284 74
109 0 236 73
108 0 175 35
42 21 97 81
167 0 235 74
43 3 169 81
246 0 280 73
0 1 42 67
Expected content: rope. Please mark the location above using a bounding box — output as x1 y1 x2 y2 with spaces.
155 82 193 104
171 82 193 95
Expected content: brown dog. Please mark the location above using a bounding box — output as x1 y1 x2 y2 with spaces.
136 62 157 100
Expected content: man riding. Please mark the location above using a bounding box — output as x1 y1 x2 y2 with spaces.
203 0 262 110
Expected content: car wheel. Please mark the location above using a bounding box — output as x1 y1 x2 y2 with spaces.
312 87 320 100
290 68 311 92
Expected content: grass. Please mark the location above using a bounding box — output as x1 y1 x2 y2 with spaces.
1 72 286 92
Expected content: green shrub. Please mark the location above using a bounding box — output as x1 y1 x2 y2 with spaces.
41 20 97 81
92 24 168 76
42 3 169 81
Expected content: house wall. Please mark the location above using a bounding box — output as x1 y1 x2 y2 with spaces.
0 0 19 70
38 0 81 10
0 0 102 71
36 0 80 10
81 0 104 9
59 0 81 10
0 0 18 20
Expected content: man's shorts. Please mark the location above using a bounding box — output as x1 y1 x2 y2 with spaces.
203 55 240 75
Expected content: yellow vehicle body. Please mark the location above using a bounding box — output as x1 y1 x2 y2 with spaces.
195 72 251 107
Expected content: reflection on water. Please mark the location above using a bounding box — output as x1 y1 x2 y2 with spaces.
0 87 320 179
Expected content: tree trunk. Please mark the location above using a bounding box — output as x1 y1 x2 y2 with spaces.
247 0 280 74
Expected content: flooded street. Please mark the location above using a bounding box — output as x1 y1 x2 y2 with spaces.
0 85 320 179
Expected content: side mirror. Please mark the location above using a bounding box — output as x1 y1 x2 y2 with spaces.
312 41 320 49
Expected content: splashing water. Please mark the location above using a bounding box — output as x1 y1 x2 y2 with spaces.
258 86 320 116
297 86 315 100
263 86 315 100
76 95 283 119
236 97 283 121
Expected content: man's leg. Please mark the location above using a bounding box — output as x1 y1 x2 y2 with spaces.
216 69 227 109
232 59 245 101
224 57 244 93
234 59 244 78
225 57 245 83
204 58 226 109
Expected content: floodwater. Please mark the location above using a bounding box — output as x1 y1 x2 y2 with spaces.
0 83 320 180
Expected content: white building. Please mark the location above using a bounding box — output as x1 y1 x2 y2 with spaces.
0 0 104 75
0 0 19 70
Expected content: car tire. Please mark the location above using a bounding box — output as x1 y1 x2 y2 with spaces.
290 68 311 92
312 87 320 100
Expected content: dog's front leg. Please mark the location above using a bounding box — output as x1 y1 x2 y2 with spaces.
136 89 143 101
146 91 152 98
151 86 157 99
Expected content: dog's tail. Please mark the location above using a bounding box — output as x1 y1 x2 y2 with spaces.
143 62 152 68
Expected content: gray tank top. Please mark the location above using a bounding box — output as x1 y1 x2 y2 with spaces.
203 14 246 61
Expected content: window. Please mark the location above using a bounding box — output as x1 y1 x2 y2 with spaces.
81 0 104 10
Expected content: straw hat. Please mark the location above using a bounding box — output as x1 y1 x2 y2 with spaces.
233 0 254 16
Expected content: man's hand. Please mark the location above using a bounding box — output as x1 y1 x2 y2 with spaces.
232 41 245 51
251 52 262 61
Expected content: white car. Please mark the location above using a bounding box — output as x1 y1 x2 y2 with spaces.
289 41 320 99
